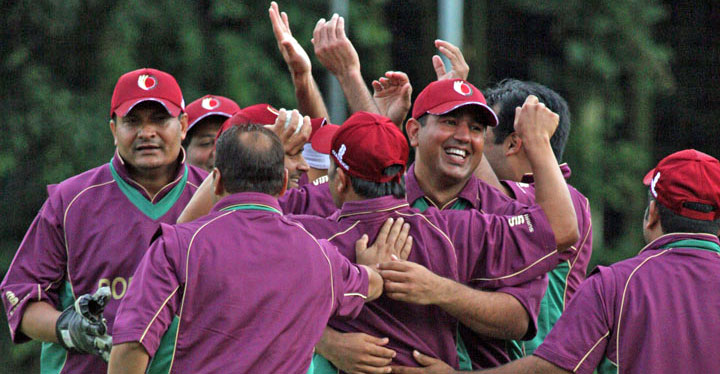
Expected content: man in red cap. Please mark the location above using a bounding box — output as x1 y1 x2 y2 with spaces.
0 68 207 374
303 102 578 373
183 95 240 171
392 149 720 374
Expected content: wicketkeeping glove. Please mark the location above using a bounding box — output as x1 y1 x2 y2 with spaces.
55 286 113 362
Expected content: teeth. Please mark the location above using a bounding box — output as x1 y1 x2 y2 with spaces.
445 148 467 158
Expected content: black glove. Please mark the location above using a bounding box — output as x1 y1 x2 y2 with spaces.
55 287 113 362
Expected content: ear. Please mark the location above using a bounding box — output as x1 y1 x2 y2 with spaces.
212 168 224 196
406 118 421 147
335 167 350 194
505 132 523 156
109 119 118 146
645 200 661 231
278 169 289 197
179 113 189 141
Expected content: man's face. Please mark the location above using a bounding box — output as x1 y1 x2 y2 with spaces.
413 106 487 186
111 101 187 171
186 116 224 172
285 149 309 189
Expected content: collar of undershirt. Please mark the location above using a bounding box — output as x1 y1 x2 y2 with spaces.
219 203 282 215
660 238 720 254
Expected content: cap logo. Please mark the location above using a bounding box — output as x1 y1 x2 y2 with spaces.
333 144 349 170
453 81 473 96
202 97 220 110
650 171 661 198
137 74 157 90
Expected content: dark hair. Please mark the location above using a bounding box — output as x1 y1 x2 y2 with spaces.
332 163 406 199
485 79 571 162
648 191 720 234
215 124 285 195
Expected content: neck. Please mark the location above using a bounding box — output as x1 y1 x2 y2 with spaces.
126 161 180 198
414 162 467 208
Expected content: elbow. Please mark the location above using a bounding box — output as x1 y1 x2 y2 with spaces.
555 224 579 252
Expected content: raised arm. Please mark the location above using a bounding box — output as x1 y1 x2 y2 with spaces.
432 39 469 81
269 2 329 119
372 71 412 128
312 14 379 115
514 96 578 250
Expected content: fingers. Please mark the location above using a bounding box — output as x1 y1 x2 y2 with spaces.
372 80 383 95
337 14 346 40
393 220 410 255
412 350 437 366
312 18 326 46
375 218 394 246
432 55 447 79
268 3 285 41
324 13 339 44
384 217 404 251
398 235 413 260
355 233 369 253
281 11 290 30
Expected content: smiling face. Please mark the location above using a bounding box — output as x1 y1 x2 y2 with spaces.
111 101 187 172
284 149 309 189
410 106 488 187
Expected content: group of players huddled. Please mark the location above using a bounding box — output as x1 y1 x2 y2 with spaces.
3 2 720 374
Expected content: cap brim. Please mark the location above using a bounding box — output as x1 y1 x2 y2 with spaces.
643 168 656 186
311 124 340 154
114 98 182 117
188 112 233 131
426 101 498 127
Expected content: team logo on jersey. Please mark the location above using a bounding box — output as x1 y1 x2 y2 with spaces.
453 81 473 96
508 214 534 232
137 74 157 90
5 291 18 307
202 97 220 110
650 171 661 197
333 144 349 170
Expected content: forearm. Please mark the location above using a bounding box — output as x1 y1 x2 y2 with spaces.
292 72 330 119
524 136 578 250
19 301 61 343
336 70 380 114
315 326 341 358
435 279 529 340
108 342 150 374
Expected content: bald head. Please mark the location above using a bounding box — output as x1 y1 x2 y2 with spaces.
215 124 285 195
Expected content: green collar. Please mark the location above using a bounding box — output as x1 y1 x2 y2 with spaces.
661 239 720 254
220 203 282 215
411 197 470 212
109 160 188 220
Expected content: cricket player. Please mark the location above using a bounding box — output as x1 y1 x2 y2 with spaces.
108 124 400 374
391 149 720 374
183 94 240 171
469 79 593 365
299 105 578 372
0 68 208 374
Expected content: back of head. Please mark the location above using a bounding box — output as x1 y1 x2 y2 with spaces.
644 149 720 235
317 112 409 199
485 79 570 162
215 124 285 195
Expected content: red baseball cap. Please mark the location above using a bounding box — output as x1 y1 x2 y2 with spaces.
314 111 408 183
110 68 184 117
216 105 329 143
186 95 241 132
643 149 720 221
411 79 498 127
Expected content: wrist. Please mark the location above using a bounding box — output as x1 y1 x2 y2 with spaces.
430 276 455 307
335 68 363 84
316 328 340 357
291 71 312 87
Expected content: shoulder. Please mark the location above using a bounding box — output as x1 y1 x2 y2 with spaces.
185 164 209 188
48 163 114 205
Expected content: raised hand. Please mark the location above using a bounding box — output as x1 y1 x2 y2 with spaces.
312 14 361 78
270 108 311 156
432 39 469 81
512 95 559 146
372 71 412 127
269 2 311 77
